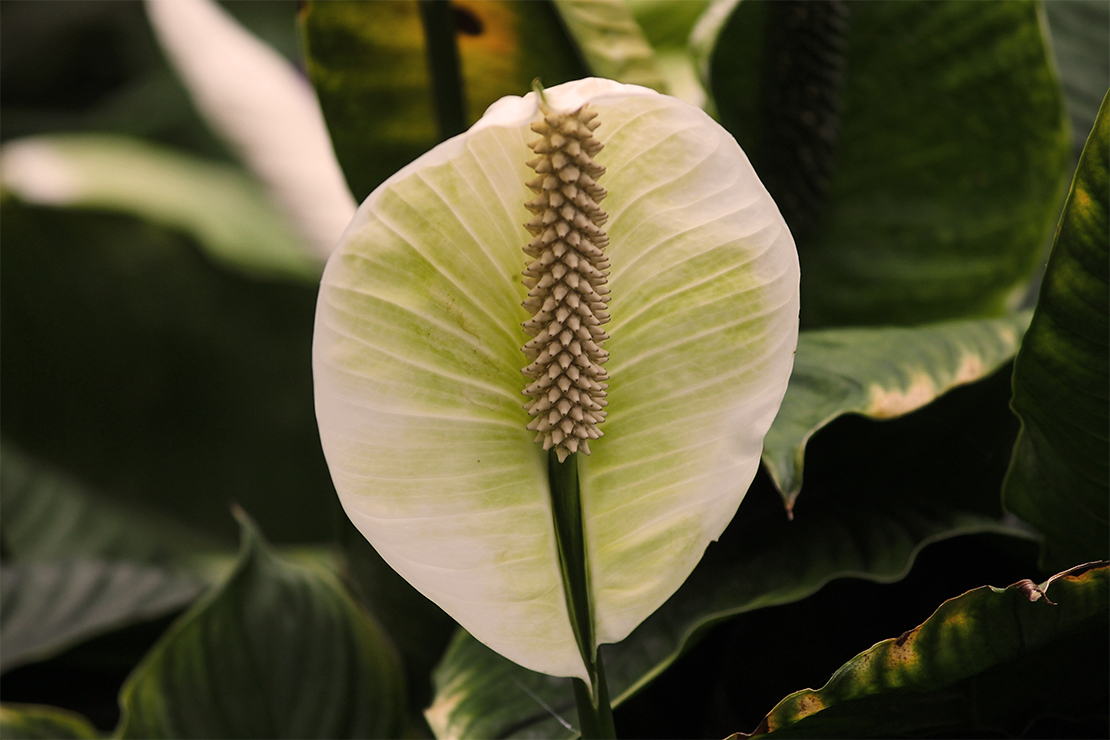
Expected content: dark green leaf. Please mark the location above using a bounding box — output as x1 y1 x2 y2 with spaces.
299 0 588 201
427 630 578 739
0 703 100 739
1 445 219 564
0 204 336 543
0 3 227 160
1003 91 1109 570
428 368 1036 738
339 516 456 721
1044 1 1110 161
115 511 406 739
0 561 201 673
764 313 1030 509
702 0 1071 327
753 563 1109 737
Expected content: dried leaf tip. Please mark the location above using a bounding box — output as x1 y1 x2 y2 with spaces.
521 103 611 463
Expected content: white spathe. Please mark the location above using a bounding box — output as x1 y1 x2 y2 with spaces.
314 78 799 681
145 0 355 259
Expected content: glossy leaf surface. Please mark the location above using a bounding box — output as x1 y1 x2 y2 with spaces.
299 0 588 202
1004 91 1109 570
0 134 319 281
116 512 406 739
427 367 1033 738
0 704 99 740
754 563 1109 737
314 79 799 680
764 313 1030 508
702 0 1070 327
0 561 201 672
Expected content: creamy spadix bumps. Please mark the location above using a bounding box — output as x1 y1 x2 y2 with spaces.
521 103 611 461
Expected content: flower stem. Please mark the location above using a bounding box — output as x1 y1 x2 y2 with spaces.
548 450 617 738
572 657 616 739
417 0 467 142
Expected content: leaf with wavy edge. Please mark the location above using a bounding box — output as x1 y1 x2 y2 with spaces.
753 562 1109 737
0 134 319 282
765 313 1030 510
314 78 799 680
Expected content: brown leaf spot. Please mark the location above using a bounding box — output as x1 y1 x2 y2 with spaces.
793 692 826 720
886 628 920 677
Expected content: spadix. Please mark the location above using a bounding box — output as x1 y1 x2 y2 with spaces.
313 78 799 681
521 101 612 462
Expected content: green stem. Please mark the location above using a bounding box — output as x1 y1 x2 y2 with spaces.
572 657 616 739
417 0 468 141
548 450 617 739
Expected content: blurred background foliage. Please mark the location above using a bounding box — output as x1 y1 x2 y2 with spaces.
0 1 1107 738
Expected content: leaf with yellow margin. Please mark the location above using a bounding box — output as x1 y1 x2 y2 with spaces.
751 562 1109 738
763 313 1031 511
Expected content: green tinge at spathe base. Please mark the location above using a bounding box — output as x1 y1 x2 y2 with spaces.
313 78 799 682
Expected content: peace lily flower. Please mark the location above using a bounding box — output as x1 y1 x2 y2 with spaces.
313 78 799 682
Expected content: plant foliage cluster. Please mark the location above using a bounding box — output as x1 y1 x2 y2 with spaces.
0 1 1107 738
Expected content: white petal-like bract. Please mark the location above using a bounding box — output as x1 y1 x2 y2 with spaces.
145 0 355 259
314 79 799 680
